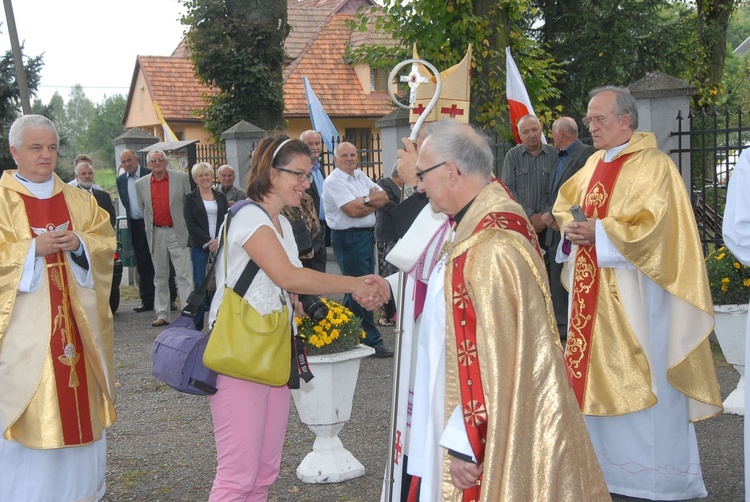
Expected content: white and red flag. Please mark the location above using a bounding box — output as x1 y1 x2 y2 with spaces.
506 47 545 144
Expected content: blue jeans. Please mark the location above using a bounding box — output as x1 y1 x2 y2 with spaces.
191 247 210 330
330 229 382 347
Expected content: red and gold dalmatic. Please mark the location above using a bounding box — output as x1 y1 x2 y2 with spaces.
441 181 609 501
0 172 116 449
553 132 722 420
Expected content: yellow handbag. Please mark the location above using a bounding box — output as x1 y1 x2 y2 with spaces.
203 201 292 387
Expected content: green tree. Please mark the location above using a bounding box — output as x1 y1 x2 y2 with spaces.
181 0 289 138
535 0 695 118
348 0 561 135
726 3 750 48
0 48 43 170
65 85 95 153
693 0 746 106
78 95 126 171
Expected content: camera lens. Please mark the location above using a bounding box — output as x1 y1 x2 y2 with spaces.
299 295 328 323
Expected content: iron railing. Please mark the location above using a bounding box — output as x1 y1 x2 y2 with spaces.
671 107 749 251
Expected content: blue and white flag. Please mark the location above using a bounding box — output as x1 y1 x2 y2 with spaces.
303 76 339 153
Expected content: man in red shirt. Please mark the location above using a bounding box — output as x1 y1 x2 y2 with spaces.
135 150 193 327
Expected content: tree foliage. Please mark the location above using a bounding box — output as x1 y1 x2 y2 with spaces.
349 0 748 126
181 0 289 138
31 90 125 182
348 0 562 136
0 48 43 170
536 0 696 118
693 0 744 106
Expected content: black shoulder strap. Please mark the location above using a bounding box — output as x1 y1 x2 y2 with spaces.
221 199 271 297
183 199 269 316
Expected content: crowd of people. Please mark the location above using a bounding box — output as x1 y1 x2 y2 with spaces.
0 82 743 501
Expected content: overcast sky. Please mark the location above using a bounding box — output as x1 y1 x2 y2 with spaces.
0 0 186 105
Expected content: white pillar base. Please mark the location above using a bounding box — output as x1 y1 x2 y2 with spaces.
295 423 365 483
722 375 745 415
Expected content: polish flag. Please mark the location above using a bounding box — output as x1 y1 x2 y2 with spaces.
506 47 544 144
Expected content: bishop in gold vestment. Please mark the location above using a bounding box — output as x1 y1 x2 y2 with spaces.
409 119 608 502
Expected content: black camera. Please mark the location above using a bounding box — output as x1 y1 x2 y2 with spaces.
299 294 328 323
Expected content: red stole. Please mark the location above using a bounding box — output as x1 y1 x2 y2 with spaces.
21 193 94 446
451 208 540 502
565 154 631 408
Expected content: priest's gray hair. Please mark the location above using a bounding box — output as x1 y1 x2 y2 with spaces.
590 86 639 130
9 115 59 149
422 119 494 177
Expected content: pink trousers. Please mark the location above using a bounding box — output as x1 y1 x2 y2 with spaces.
208 374 291 502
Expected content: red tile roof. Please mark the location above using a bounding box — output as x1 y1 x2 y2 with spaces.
283 13 392 118
135 55 217 123
125 0 394 124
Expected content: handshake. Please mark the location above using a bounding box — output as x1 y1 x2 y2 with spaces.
353 274 392 311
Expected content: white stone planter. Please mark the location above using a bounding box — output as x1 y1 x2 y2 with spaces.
291 344 375 483
714 304 749 415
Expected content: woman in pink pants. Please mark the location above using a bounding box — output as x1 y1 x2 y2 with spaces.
206 134 389 501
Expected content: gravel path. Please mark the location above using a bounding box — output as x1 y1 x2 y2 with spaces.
104 296 744 501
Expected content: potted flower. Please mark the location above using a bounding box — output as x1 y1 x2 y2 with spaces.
706 246 750 414
291 298 376 483
706 246 750 306
296 298 366 355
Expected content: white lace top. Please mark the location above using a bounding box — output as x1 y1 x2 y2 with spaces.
208 204 302 324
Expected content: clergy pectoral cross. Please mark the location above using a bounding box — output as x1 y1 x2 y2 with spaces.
400 63 429 108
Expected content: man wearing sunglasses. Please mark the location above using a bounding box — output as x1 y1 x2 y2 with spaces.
555 86 722 500
322 142 393 358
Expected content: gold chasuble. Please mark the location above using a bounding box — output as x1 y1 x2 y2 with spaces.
441 182 608 501
553 132 722 420
0 171 117 449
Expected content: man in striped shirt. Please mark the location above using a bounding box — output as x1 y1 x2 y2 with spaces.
500 114 556 243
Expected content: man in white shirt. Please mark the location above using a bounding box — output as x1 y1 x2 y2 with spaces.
322 142 393 358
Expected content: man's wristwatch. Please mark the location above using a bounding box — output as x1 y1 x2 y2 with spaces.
363 195 371 206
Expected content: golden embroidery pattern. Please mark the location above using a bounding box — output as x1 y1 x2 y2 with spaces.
567 251 596 379
51 262 80 388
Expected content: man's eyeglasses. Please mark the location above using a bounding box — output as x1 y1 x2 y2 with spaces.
148 157 167 164
582 115 615 128
274 166 313 183
416 161 448 182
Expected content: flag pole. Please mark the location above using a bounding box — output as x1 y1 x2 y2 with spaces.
382 59 441 502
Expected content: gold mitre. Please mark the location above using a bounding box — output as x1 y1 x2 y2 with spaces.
409 44 472 125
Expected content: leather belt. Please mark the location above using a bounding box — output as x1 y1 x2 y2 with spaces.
336 227 373 233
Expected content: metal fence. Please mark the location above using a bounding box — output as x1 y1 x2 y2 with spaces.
670 107 750 251
194 132 517 181
196 143 228 169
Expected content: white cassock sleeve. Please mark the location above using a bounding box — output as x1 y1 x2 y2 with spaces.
19 239 93 293
723 149 750 265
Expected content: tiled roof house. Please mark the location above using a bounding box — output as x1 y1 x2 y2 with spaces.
122 0 396 144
